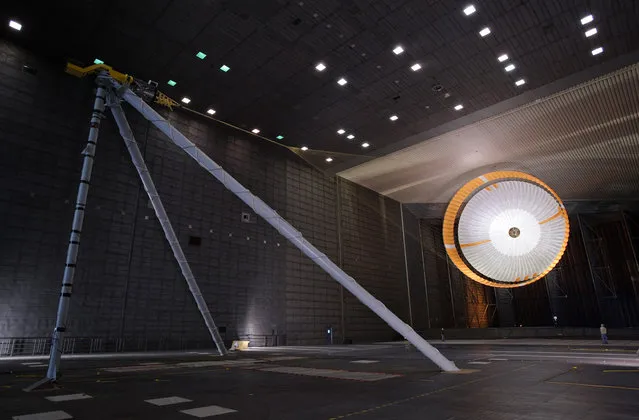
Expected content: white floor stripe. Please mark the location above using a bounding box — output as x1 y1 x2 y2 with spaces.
29 364 49 368
180 405 237 417
12 411 73 420
46 394 93 402
350 360 379 364
468 361 491 365
21 362 40 366
259 366 399 381
145 396 192 406
488 358 509 361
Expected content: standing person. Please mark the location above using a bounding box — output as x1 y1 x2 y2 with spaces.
600 323 608 344
441 328 446 342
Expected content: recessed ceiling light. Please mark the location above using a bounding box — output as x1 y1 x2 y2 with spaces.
347 134 355 140
497 54 509 62
393 45 404 55
337 77 347 86
325 157 333 163
515 79 526 86
410 63 422 71
301 146 308 151
220 64 230 72
389 115 399 121
93 58 104 65
315 62 326 71
581 15 594 25
454 104 464 111
276 135 284 140
251 128 260 134
585 27 597 37
463 5 476 16
196 51 207 59
206 108 216 115
479 27 491 37
504 63 516 72
591 46 603 56
9 20 22 31
361 142 370 148
167 80 177 86
337 129 345 135
181 97 191 104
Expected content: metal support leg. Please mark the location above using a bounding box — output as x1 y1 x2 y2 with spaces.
118 85 458 371
108 96 227 356
25 87 107 391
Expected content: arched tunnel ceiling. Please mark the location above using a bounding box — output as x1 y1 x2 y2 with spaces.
338 61 639 204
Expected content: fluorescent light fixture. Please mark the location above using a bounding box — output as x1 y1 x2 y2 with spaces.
220 64 230 72
393 45 404 55
337 77 347 86
206 108 216 115
454 104 464 111
301 146 308 151
9 20 22 31
515 79 526 86
591 46 603 56
337 129 345 135
479 27 491 37
325 157 333 162
389 115 399 121
315 62 326 71
585 27 597 37
463 5 476 16
196 51 207 59
410 63 422 71
497 54 508 62
504 63 515 72
93 58 104 65
251 128 260 134
276 135 284 140
181 97 191 104
581 15 594 25
361 142 370 148
346 134 355 140
167 80 177 86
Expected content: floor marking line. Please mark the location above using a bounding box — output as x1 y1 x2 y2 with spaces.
46 393 93 402
603 369 639 373
548 381 639 391
327 363 537 419
180 405 238 417
12 411 73 420
350 360 379 364
145 396 192 406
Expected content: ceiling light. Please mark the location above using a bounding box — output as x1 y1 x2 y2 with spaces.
276 135 284 140
497 54 508 62
504 63 516 72
167 80 177 86
206 108 216 115
315 62 326 71
93 58 104 65
585 27 597 37
389 115 399 121
251 128 260 134
515 79 526 86
220 64 230 72
393 45 404 55
591 46 603 56
463 5 476 16
410 63 422 71
325 157 333 163
454 104 464 111
301 146 308 151
479 27 491 37
337 129 345 135
581 15 594 25
347 134 355 140
361 142 370 148
9 20 22 31
181 97 191 104
337 77 347 86
196 51 207 59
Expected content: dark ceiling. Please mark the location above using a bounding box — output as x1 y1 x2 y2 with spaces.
2 0 639 164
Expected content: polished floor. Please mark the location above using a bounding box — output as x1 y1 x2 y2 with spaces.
1 340 638 419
